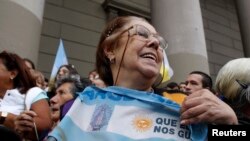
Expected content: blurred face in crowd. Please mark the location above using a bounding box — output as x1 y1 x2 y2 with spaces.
56 66 70 80
24 60 33 70
29 70 46 90
179 83 186 93
185 74 203 95
50 82 74 122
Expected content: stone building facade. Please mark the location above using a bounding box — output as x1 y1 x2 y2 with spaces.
1 0 249 84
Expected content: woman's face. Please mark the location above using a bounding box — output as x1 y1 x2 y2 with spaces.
50 82 74 122
56 66 69 81
24 60 33 70
110 20 164 82
0 59 14 91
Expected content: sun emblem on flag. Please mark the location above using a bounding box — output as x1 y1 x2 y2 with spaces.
132 116 153 132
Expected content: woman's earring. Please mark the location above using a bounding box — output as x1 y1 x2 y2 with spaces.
109 58 115 64
10 77 13 80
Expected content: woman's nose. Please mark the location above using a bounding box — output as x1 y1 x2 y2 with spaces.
59 70 64 75
50 96 58 103
147 37 160 50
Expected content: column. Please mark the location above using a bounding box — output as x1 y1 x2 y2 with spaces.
236 0 250 57
0 0 45 65
151 0 209 83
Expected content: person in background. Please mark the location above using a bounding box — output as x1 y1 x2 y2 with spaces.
23 58 48 91
0 51 52 140
44 77 49 92
181 70 238 125
55 64 78 82
23 58 35 70
165 81 179 91
48 64 79 98
40 75 90 140
30 69 47 90
215 58 250 124
179 82 186 93
50 75 85 128
185 71 213 95
47 16 207 141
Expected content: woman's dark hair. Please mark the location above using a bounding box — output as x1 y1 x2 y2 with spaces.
96 16 147 86
0 51 36 93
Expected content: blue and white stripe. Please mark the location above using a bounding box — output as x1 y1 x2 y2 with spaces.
49 86 207 141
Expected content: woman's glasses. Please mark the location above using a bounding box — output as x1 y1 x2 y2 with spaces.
123 24 168 50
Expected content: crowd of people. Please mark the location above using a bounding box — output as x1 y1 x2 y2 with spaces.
0 15 249 141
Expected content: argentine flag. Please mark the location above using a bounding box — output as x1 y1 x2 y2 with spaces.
48 39 68 90
48 86 207 141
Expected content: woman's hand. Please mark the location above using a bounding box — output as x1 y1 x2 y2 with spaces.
14 110 37 137
180 89 238 125
15 99 52 140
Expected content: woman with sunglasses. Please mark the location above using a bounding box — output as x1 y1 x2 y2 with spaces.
47 16 207 141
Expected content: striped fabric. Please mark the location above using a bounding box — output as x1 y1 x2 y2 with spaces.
48 86 207 141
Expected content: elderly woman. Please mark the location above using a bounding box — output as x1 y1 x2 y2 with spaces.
39 75 87 140
215 58 250 124
47 16 207 141
50 75 85 127
0 51 52 140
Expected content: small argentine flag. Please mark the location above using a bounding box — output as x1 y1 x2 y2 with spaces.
154 50 174 86
48 39 68 90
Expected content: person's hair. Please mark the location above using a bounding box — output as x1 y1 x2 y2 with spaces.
55 64 79 81
166 82 179 90
48 64 79 95
189 71 213 90
96 16 147 86
0 51 36 93
30 70 46 88
56 74 85 98
45 77 49 83
215 58 250 102
23 58 35 69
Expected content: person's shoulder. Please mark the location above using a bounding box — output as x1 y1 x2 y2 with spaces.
27 87 44 94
